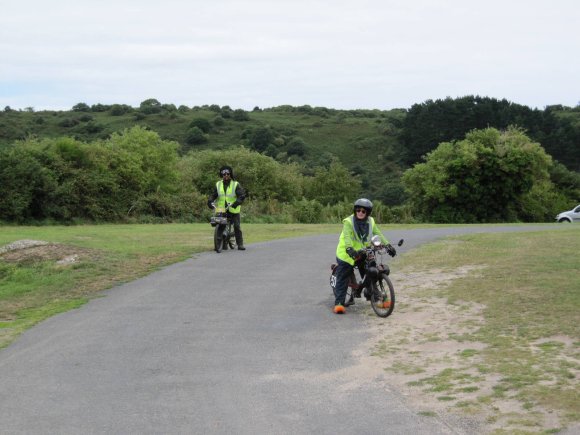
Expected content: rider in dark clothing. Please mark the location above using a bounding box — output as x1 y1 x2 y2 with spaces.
207 165 246 250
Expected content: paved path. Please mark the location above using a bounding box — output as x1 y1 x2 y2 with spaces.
0 225 563 434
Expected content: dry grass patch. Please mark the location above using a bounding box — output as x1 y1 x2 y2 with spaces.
361 229 580 434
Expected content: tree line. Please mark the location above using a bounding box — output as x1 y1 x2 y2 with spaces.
402 96 580 171
1 97 578 224
0 127 368 224
1 124 578 224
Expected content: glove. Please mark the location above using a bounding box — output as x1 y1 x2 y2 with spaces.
207 200 214 209
385 243 397 257
346 247 357 259
356 249 367 260
230 201 240 208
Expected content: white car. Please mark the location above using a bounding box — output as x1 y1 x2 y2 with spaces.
556 205 580 223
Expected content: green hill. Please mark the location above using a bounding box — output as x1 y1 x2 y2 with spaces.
0 103 409 204
1 98 578 209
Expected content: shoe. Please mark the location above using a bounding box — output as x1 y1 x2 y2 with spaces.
377 301 391 309
333 305 345 314
238 245 246 250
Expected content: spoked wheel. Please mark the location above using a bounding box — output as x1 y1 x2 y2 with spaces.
370 273 395 317
226 224 236 250
214 225 224 253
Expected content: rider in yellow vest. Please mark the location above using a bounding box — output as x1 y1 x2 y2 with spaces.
333 198 396 314
207 165 246 250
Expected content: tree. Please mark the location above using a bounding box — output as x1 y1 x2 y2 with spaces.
185 126 209 145
402 127 553 223
232 109 250 121
305 161 361 205
401 96 538 165
189 118 212 133
180 147 304 203
0 145 57 221
139 98 162 114
287 137 307 157
72 102 90 112
244 126 275 152
109 104 132 116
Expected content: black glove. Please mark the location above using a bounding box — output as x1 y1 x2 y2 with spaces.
356 249 367 260
385 243 397 257
207 200 214 209
230 201 240 208
346 247 357 259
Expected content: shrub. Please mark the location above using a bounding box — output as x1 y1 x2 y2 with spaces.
292 198 323 223
189 118 212 133
185 126 209 145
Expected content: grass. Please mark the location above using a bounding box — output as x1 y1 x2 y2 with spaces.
394 226 580 430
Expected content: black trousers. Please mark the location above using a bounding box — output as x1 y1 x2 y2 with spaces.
333 258 365 306
230 213 244 246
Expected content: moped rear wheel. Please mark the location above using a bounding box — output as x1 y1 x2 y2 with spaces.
370 274 395 317
214 225 224 253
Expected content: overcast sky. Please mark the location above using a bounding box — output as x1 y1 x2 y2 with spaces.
1 0 579 111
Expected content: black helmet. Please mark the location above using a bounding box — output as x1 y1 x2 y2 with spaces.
219 165 234 178
353 198 373 215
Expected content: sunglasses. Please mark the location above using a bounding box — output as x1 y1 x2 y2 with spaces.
355 208 367 214
221 171 231 176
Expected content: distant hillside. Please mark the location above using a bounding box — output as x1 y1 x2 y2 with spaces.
1 98 578 206
0 103 408 204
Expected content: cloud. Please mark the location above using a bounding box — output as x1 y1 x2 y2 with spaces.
1 0 579 110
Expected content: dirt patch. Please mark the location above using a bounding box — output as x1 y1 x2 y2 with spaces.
0 240 97 266
348 266 578 434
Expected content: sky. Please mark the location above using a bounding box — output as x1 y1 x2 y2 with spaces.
1 0 579 111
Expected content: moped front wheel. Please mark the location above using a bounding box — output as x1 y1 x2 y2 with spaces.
226 223 236 250
214 225 224 253
370 274 395 317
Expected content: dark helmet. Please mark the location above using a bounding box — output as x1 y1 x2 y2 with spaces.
219 165 234 178
353 198 373 215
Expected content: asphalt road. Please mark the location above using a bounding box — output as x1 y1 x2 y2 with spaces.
0 225 563 434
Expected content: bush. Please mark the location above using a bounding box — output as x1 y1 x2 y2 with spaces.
139 98 162 114
180 147 304 203
110 104 132 116
304 161 361 205
129 190 207 222
72 103 90 112
292 198 323 223
185 126 209 145
402 127 554 222
232 109 250 121
189 118 212 133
